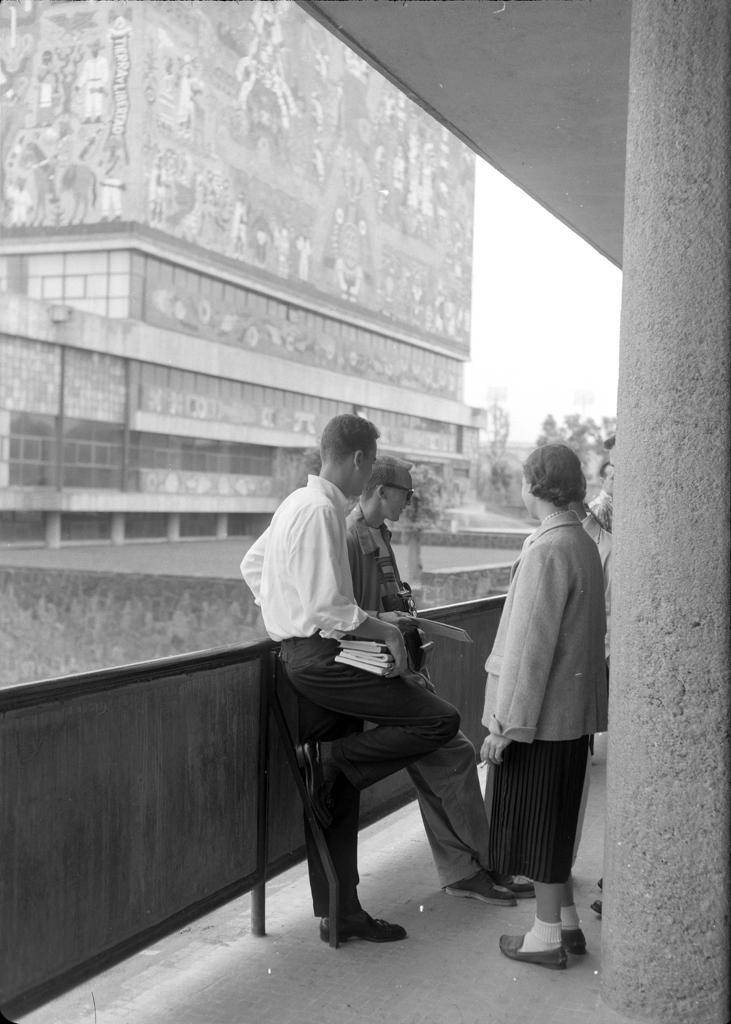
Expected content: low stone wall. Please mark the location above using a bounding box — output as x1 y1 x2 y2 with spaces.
0 560 513 687
390 528 529 550
0 567 266 687
417 562 512 607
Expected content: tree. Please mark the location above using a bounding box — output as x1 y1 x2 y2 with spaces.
272 447 321 498
475 400 514 506
536 414 616 470
397 463 446 590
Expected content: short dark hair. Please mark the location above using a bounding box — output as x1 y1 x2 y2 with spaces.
320 414 379 463
363 456 413 497
524 444 586 506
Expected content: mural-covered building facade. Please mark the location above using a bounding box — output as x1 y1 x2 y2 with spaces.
0 0 480 545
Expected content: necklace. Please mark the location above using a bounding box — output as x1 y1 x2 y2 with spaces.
542 508 578 525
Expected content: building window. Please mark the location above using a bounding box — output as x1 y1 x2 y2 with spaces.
129 433 274 478
179 513 217 538
25 251 130 318
62 419 124 488
125 513 168 540
228 513 271 537
60 513 112 542
8 412 57 486
0 511 45 544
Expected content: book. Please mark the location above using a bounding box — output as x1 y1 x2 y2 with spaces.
415 617 473 644
339 639 391 653
335 653 392 676
337 649 394 665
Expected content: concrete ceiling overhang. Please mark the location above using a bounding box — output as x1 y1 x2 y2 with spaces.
297 0 631 268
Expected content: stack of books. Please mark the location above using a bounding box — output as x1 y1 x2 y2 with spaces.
334 638 394 676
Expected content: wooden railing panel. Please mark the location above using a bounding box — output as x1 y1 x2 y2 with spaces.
1 599 505 1013
1 659 262 1003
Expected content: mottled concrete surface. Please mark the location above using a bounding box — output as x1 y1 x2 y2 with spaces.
15 739 636 1024
606 1 730 1021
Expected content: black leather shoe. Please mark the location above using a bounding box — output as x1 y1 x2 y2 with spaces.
499 934 567 970
561 927 587 954
320 911 407 944
443 869 517 905
296 741 334 829
493 873 535 899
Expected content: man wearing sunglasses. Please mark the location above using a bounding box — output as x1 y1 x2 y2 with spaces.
346 456 530 907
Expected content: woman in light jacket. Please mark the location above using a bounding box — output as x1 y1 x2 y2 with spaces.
480 443 608 970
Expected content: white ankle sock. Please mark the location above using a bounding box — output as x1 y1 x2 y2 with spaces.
520 916 562 952
561 904 580 929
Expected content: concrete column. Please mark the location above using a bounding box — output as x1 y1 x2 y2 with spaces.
45 511 61 549
215 512 228 540
167 513 180 542
603 2 730 1023
111 512 125 546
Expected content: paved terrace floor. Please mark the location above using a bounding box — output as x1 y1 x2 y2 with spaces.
16 735 637 1024
0 536 519 578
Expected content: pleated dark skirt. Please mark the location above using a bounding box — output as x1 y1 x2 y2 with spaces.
488 735 590 884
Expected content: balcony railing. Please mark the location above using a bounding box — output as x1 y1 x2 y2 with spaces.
0 596 504 1016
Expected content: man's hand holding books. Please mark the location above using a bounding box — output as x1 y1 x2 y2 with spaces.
335 639 395 676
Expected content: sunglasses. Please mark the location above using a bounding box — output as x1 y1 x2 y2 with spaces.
385 484 414 503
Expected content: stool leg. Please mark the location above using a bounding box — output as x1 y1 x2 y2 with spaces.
269 687 340 948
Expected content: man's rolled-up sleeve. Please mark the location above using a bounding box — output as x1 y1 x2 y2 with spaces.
241 529 268 604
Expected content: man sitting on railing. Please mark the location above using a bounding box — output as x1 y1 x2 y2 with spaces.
346 456 530 907
241 413 461 945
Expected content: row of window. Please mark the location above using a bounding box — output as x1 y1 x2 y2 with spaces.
0 511 267 544
1 252 134 320
138 362 347 421
7 414 274 489
0 250 465 399
130 433 274 476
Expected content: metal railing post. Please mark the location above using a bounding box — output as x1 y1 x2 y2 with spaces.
250 648 274 936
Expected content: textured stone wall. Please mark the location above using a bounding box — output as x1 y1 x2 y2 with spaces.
417 564 512 608
0 567 265 687
0 562 509 688
603 2 730 1021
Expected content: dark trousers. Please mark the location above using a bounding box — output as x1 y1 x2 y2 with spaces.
280 634 460 917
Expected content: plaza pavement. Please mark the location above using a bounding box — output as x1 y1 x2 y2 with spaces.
0 536 518 578
16 734 638 1024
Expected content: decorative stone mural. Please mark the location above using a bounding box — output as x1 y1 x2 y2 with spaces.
0 0 474 351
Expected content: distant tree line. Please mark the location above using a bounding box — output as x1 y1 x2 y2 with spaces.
536 413 617 470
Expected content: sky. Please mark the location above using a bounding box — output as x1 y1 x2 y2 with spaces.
465 158 623 445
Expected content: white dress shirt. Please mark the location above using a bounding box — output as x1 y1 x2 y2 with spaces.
240 475 368 642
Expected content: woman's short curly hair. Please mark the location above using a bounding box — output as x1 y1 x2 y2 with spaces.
524 444 586 506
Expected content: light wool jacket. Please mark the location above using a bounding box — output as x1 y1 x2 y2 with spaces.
482 511 608 743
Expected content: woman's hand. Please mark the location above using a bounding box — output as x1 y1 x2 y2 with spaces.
480 733 513 766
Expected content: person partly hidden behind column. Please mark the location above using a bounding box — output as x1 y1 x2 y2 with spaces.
345 454 531 906
578 432 614 918
481 443 608 969
241 414 461 944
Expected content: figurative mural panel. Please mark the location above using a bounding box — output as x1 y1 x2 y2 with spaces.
140 254 462 400
136 366 460 456
138 469 274 499
0 1 133 229
1 1 473 350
